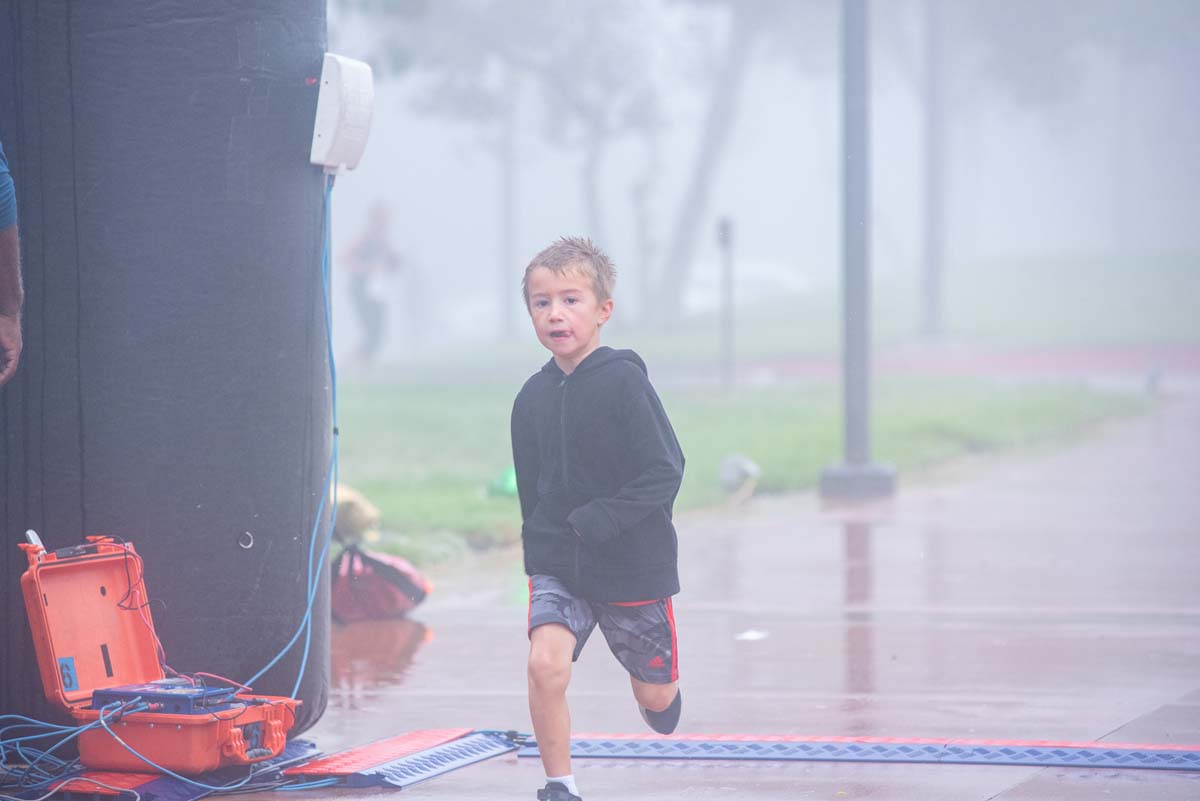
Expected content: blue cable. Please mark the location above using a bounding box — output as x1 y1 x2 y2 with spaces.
0 716 77 770
0 715 76 731
279 778 339 791
292 173 341 699
242 173 340 700
94 706 254 793
15 762 80 792
0 701 137 791
5 744 68 786
11 700 136 784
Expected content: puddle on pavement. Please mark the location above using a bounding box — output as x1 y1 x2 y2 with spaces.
329 617 431 709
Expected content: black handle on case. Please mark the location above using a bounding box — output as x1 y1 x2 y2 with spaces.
52 543 101 560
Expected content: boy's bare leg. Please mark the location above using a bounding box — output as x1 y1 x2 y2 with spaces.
630 676 677 712
528 623 577 777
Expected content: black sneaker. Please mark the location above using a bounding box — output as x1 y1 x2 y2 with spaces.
536 781 582 801
639 688 682 734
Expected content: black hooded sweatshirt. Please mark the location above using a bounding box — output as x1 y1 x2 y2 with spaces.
511 346 685 602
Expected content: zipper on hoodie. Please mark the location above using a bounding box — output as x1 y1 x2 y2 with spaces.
558 376 569 487
560 375 581 588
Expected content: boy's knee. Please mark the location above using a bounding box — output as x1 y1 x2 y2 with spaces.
528 647 571 693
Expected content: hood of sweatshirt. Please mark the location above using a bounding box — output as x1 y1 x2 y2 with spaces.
539 346 647 380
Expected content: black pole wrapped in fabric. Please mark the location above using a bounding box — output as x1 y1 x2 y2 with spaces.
0 1 331 733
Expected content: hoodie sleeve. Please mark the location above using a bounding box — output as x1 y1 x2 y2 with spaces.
511 392 540 522
0 140 15 230
567 385 684 546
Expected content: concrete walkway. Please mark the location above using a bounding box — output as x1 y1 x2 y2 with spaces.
298 395 1200 800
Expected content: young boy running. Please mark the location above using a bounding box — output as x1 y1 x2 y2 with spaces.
511 237 685 801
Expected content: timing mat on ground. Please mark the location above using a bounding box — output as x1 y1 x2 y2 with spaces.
516 733 1200 771
284 729 521 788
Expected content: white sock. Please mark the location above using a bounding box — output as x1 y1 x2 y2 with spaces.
546 774 579 795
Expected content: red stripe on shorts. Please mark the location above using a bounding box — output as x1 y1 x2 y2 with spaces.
666 597 679 682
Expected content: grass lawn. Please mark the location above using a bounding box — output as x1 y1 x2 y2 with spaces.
332 253 1195 562
336 376 1150 564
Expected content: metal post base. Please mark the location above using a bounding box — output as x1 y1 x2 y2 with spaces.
819 463 896 499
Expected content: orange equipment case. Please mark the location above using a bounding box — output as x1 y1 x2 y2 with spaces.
19 535 300 774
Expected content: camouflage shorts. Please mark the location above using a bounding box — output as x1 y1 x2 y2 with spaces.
528 574 679 684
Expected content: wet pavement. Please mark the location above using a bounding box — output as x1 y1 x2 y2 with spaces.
294 396 1200 800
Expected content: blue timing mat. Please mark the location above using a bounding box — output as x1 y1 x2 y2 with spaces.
331 731 520 788
517 737 1200 772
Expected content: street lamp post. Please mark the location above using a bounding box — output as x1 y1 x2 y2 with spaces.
820 0 896 500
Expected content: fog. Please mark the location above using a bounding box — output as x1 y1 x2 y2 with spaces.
325 0 1199 364
300 3 1200 784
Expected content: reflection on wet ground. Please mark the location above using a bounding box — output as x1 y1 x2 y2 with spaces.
842 522 875 731
329 617 430 710
301 399 1200 800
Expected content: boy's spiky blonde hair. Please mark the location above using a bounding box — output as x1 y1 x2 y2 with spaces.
522 236 617 306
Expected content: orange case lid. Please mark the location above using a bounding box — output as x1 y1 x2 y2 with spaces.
23 537 165 708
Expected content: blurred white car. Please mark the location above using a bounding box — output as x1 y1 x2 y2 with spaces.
682 258 816 316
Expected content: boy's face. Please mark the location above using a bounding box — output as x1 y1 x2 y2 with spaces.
526 265 613 374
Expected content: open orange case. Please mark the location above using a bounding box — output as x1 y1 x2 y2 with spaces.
19 535 299 774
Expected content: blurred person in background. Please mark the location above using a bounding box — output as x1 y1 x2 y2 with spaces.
342 200 402 365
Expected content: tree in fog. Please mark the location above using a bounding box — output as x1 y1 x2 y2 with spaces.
879 0 1200 340
338 0 841 325
651 0 835 322
334 1 522 333
336 0 672 333
515 2 665 248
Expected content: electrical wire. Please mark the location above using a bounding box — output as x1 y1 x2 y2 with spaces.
278 778 339 791
1 703 322 798
241 172 340 699
92 706 253 793
106 534 184 680
192 673 250 692
0 715 77 733
0 775 143 801
0 701 141 795
293 172 341 699
6 700 141 787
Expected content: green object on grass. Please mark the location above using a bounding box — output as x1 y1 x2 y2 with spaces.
487 465 518 497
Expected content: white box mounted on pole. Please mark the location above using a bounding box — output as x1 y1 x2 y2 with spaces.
310 53 374 174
